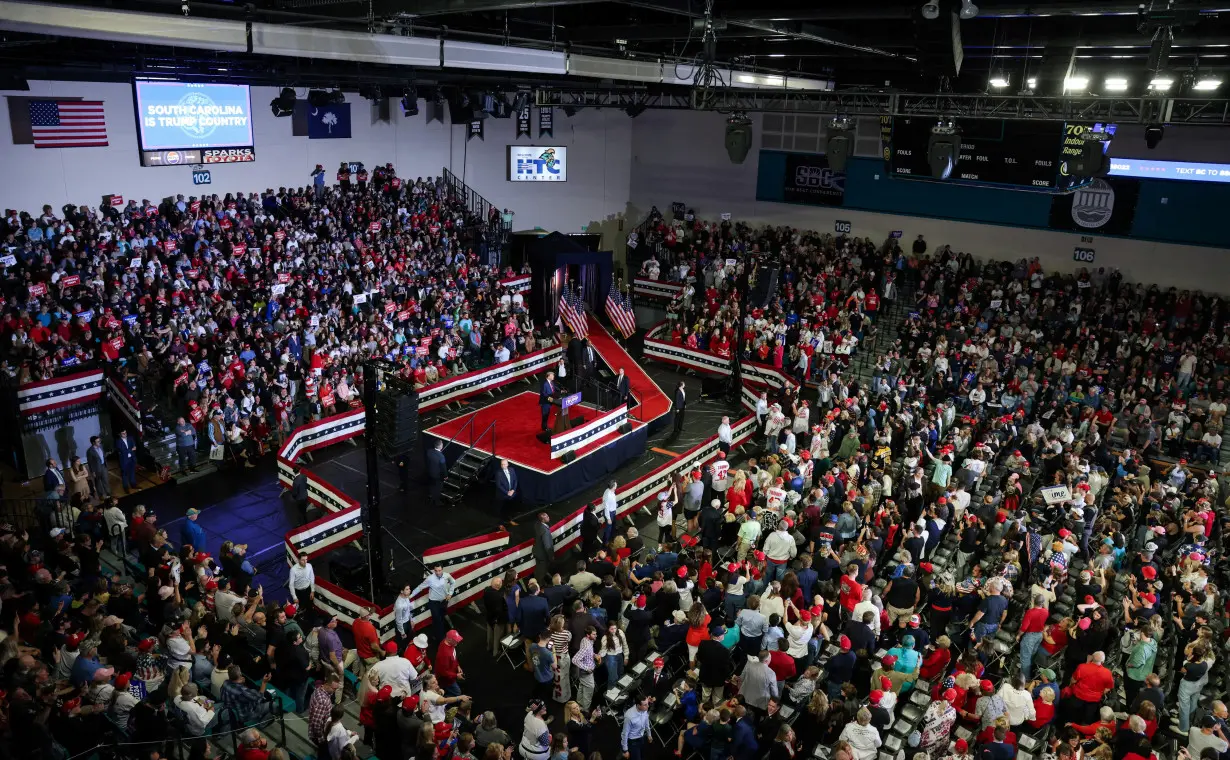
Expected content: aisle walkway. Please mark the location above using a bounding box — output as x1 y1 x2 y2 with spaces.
586 320 672 424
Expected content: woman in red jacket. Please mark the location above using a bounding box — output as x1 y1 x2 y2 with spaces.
1028 686 1055 730
919 635 952 681
684 603 711 666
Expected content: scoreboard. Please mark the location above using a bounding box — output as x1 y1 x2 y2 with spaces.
887 118 1108 191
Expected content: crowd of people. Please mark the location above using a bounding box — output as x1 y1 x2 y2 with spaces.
1 169 543 471
3 191 1230 760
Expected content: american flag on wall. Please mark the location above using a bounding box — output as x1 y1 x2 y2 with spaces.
558 283 589 338
605 287 636 338
28 100 108 148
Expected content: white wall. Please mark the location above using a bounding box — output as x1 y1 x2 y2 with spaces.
629 109 1230 293
0 80 630 234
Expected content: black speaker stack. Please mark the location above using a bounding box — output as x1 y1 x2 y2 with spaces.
370 372 419 458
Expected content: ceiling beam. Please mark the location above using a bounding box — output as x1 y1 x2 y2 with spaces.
617 0 917 61
722 2 1202 21
566 23 767 42
400 0 605 17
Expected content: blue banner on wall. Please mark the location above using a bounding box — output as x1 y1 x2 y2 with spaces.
782 153 845 206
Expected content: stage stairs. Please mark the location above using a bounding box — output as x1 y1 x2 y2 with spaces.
440 415 498 507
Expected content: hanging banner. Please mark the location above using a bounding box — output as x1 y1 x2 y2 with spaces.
427 98 445 125
468 119 485 141
538 107 553 138
516 106 531 139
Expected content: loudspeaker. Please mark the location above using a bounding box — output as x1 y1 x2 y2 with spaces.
329 546 368 588
618 422 633 434
536 431 552 444
371 390 419 458
560 451 577 464
725 120 753 164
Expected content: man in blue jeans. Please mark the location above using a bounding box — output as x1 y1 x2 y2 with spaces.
969 579 1009 644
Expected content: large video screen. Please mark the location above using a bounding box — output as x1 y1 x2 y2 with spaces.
508 145 567 182
133 80 255 165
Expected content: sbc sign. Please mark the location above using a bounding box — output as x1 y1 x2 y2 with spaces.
795 165 843 191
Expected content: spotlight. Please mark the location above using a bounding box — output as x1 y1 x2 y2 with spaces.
562 105 578 117
959 0 979 20
921 1 939 20
1026 77 1037 90
327 90 346 105
1145 124 1164 149
307 89 330 107
512 91 531 112
358 85 382 102
1194 78 1222 91
1071 132 1111 177
1149 76 1174 91
989 74 1010 89
825 116 853 173
1063 76 1089 92
270 86 295 117
401 86 419 116
927 118 960 180
725 112 753 164
625 103 647 118
1103 77 1129 92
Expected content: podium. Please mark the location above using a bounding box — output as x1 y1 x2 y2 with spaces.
552 396 574 433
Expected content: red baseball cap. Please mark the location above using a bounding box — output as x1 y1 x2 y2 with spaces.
869 689 883 704
839 635 851 649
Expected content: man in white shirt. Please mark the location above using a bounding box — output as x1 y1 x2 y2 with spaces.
601 481 618 542
717 416 733 455
288 552 316 618
174 682 217 736
370 640 418 696
494 343 511 364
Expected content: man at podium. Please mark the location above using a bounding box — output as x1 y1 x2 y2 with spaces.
540 371 557 430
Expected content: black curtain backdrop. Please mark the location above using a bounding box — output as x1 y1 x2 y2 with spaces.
525 232 614 325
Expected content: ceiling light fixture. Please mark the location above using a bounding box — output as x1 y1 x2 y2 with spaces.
959 0 979 20
1064 76 1089 92
1026 77 1037 89
1194 78 1223 90
1149 76 1174 91
921 1 940 20
1104 77 1130 91
989 75 1010 88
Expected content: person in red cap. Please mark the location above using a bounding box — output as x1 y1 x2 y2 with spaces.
434 629 464 696
824 635 856 699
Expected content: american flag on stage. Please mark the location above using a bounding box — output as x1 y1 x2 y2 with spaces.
605 287 636 338
28 101 108 148
558 283 589 338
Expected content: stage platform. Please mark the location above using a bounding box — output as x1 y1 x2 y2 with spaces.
423 390 648 504
423 391 644 474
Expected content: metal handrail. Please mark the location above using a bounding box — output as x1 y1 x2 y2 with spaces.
445 411 478 453
473 419 497 461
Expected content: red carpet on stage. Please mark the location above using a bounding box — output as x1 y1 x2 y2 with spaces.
587 321 672 424
424 391 643 474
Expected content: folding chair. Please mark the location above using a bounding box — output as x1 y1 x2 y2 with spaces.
497 633 524 669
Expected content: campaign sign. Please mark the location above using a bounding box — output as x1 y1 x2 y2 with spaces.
134 81 254 151
561 392 583 410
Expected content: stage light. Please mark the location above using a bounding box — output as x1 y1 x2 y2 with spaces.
989 74 1010 89
927 118 960 180
1104 77 1129 91
1026 77 1037 89
562 105 578 117
1195 78 1222 90
307 89 330 107
1145 124 1165 149
358 85 382 101
1149 76 1174 91
725 112 753 164
625 103 647 118
825 116 853 173
1064 76 1089 92
959 0 979 20
401 86 419 116
512 91 531 112
921 1 939 20
1071 132 1111 177
270 86 295 117
328 90 346 105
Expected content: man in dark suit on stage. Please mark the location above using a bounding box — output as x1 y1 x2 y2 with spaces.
539 371 557 431
581 339 596 382
495 458 519 524
425 439 447 506
672 380 687 435
615 367 631 408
